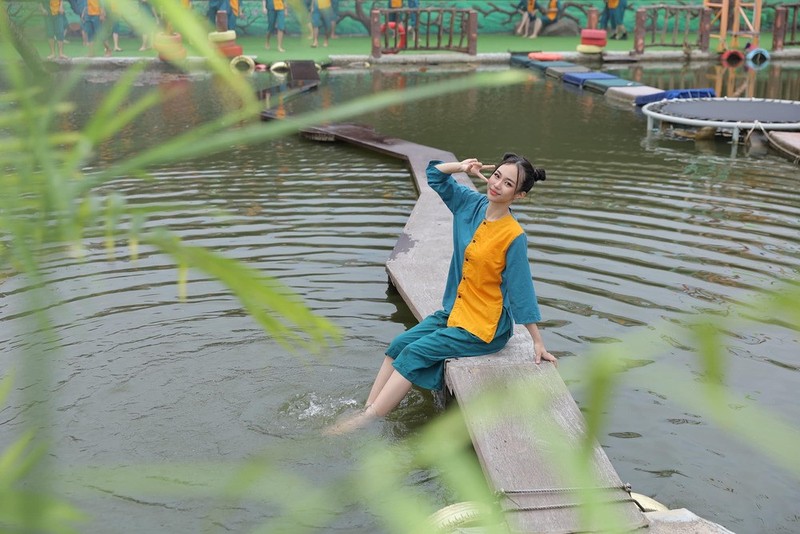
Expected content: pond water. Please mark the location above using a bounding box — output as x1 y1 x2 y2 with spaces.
1 62 799 533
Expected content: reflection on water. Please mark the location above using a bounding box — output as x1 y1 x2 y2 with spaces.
1 64 799 533
613 61 800 99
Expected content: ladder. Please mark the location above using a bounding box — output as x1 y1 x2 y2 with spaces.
703 0 762 51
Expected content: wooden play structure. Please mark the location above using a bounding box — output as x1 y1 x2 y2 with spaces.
703 0 763 51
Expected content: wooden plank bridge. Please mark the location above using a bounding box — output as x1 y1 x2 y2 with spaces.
301 123 647 532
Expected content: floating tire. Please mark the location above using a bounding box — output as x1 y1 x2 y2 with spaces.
230 55 255 74
208 30 237 43
720 49 745 68
426 501 495 532
745 47 770 70
576 43 604 54
217 42 243 58
269 60 289 74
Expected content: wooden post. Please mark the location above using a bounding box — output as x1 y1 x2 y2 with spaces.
370 9 382 58
699 7 711 51
467 10 478 55
634 8 646 54
773 6 787 51
587 7 599 29
215 10 227 32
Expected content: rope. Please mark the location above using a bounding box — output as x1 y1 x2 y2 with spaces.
755 121 800 164
503 496 637 513
496 483 636 513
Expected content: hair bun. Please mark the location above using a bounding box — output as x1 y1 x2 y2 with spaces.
533 168 546 183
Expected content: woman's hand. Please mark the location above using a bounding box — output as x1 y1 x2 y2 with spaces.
458 158 495 183
534 344 557 366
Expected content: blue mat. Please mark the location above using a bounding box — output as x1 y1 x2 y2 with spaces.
562 72 619 87
635 88 717 107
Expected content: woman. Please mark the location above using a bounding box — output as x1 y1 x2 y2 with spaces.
327 154 557 434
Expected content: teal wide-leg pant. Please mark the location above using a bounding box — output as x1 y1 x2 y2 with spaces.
387 310 512 391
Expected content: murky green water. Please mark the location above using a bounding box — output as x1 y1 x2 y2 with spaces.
1 63 799 533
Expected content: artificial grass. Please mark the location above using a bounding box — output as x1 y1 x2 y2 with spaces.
33 32 776 64
34 33 639 64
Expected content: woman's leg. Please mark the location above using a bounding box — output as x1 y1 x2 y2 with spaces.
365 356 396 406
369 370 412 416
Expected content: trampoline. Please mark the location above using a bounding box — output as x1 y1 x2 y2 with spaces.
642 98 800 140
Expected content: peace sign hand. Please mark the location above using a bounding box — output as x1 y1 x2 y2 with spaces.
459 158 495 183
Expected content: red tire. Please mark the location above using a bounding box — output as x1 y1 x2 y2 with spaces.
379 21 407 54
217 42 243 58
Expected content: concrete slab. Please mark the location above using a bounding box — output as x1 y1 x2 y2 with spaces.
768 131 800 163
583 77 643 94
605 85 663 107
545 65 591 79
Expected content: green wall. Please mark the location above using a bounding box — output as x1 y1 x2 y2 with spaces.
9 0 780 39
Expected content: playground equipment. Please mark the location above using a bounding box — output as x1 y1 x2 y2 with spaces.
703 0 763 51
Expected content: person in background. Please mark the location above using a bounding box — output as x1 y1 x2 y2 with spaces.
82 0 109 56
262 0 287 51
326 154 556 435
66 0 89 45
138 0 157 50
105 0 123 52
514 0 536 37
387 0 402 23
329 0 339 39
227 0 239 32
41 0 68 59
407 0 419 37
529 0 562 38
310 0 333 48
600 0 627 39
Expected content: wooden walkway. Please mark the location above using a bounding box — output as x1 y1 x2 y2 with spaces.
302 123 648 533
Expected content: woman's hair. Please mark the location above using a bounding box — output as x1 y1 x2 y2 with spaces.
498 152 546 194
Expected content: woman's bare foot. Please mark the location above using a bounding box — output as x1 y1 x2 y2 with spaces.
323 406 377 436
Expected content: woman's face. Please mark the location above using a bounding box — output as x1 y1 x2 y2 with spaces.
486 163 524 204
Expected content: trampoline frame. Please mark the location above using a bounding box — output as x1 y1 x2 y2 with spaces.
642 97 800 142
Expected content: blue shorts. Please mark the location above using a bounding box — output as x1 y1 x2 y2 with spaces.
387 310 512 391
45 13 67 40
312 6 333 31
83 14 101 42
267 9 285 32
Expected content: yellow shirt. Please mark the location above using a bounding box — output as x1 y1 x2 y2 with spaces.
318 0 331 8
545 0 558 19
273 0 284 9
49 0 61 15
86 0 101 16
390 0 403 8
447 216 524 343
230 0 239 16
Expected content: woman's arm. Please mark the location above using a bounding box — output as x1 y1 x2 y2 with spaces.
435 158 494 179
524 323 557 365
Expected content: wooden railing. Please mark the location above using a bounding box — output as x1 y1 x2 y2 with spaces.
633 5 712 54
773 3 800 49
369 8 478 58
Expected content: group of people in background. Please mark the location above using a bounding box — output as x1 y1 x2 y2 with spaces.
40 0 177 58
515 0 563 39
515 0 626 39
41 0 628 60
